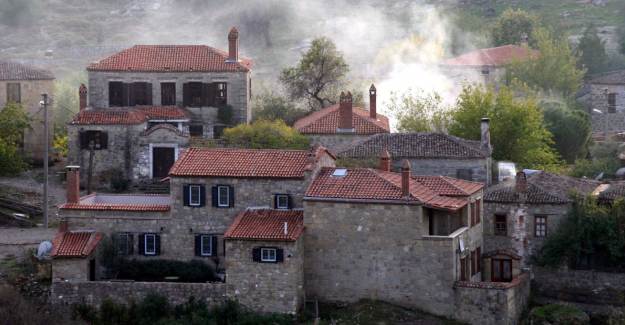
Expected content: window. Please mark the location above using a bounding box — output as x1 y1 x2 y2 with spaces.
185 82 204 107
109 82 152 106
481 68 490 75
253 247 284 263
476 247 481 274
475 199 481 224
215 82 227 105
189 185 202 206
608 93 617 113
275 194 291 210
131 82 152 105
470 202 476 226
109 82 125 106
195 234 216 257
79 130 108 150
470 250 476 276
457 169 473 181
115 233 134 255
261 248 277 262
189 125 203 137
6 83 20 103
535 215 547 237
492 258 512 282
218 186 229 207
495 214 507 236
143 234 157 256
183 82 227 107
161 82 176 105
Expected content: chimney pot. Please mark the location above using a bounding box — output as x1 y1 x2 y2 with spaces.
79 84 87 111
369 84 377 119
227 27 239 62
401 159 411 197
338 91 353 130
379 148 391 172
66 166 81 204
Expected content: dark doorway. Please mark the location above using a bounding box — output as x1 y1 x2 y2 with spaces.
491 258 512 282
89 259 96 281
153 147 175 179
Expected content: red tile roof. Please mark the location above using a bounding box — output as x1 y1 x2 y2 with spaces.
294 105 390 135
442 45 538 67
169 147 333 178
69 106 189 125
305 168 483 211
0 60 54 80
51 231 103 258
59 194 171 212
87 45 252 72
225 209 304 241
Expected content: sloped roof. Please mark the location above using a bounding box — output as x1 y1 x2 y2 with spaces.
305 167 482 211
0 61 54 80
169 147 333 179
337 133 488 159
69 106 189 125
442 45 537 67
596 182 625 202
87 45 252 72
590 69 625 85
294 105 390 135
59 194 171 212
51 231 102 258
225 209 304 241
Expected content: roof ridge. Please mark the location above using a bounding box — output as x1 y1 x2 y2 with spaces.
372 169 420 202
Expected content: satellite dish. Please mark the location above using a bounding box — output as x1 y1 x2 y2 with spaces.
36 241 53 260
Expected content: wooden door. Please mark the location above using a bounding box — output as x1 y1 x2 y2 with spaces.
153 147 175 179
491 258 512 282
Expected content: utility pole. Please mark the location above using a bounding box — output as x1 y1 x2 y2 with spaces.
40 94 50 229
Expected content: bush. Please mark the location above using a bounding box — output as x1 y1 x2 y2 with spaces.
530 304 589 325
116 259 218 283
223 119 310 150
109 169 130 192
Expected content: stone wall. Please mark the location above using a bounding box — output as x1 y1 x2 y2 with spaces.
52 258 91 282
87 70 251 125
226 239 304 314
134 126 189 180
483 202 569 266
453 273 531 325
396 158 491 184
533 266 625 306
590 83 625 133
51 280 228 307
0 79 54 163
306 134 372 154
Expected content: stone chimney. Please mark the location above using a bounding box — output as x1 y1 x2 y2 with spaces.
379 148 391 172
58 218 68 233
79 84 87 111
481 118 492 155
66 166 81 204
227 27 239 62
369 84 377 119
401 159 411 197
338 91 353 131
515 171 527 193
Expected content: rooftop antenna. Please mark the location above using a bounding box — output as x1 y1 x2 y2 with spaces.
284 222 288 235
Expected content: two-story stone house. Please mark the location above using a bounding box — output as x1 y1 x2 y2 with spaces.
67 27 252 185
0 60 54 164
589 69 625 135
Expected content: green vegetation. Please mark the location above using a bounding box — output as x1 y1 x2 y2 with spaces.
217 104 234 126
53 72 86 135
542 102 591 163
570 141 621 179
223 120 309 150
386 90 449 133
530 304 589 325
0 102 31 175
252 90 308 126
491 8 540 46
280 37 349 110
576 24 609 76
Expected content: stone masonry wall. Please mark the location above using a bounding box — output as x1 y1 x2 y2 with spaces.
134 127 189 180
52 258 90 282
591 84 625 133
397 158 491 184
483 202 569 267
0 79 54 163
306 134 372 154
226 239 304 314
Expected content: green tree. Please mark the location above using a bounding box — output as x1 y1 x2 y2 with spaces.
252 91 307 126
542 101 591 163
53 72 87 135
0 102 30 175
222 120 310 150
492 9 539 46
448 85 561 169
570 141 621 179
576 25 608 75
280 37 349 110
506 28 585 98
386 90 450 133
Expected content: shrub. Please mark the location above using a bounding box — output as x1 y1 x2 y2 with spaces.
530 304 589 325
223 119 310 150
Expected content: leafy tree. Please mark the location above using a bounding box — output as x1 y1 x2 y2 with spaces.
252 91 307 126
280 37 349 110
492 9 539 46
542 101 591 163
448 85 561 169
575 25 608 75
0 102 30 175
386 90 450 133
53 72 86 135
506 28 585 98
222 120 309 150
570 141 621 179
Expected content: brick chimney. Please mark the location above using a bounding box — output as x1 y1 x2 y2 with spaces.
515 171 527 193
79 84 87 111
66 166 81 204
379 148 391 172
480 118 491 155
58 218 68 233
227 27 239 62
338 91 353 130
369 84 377 119
401 159 411 197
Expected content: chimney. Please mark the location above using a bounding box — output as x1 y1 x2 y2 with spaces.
480 118 491 155
338 91 353 130
66 166 81 204
401 159 411 197
515 171 527 193
227 27 239 62
79 84 87 111
369 84 377 119
59 218 68 233
379 148 391 172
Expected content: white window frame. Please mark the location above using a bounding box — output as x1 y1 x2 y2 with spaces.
200 235 213 256
276 194 289 210
261 248 277 262
217 185 230 207
144 234 156 255
189 185 201 206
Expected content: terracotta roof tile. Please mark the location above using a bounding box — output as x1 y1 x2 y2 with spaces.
87 45 252 72
169 147 329 178
413 176 484 196
69 106 189 125
51 231 102 258
59 194 171 212
0 60 54 80
294 105 390 135
224 209 304 241
442 45 537 67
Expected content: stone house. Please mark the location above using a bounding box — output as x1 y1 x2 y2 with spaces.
337 118 492 184
0 60 54 164
293 85 390 152
67 27 252 185
483 171 600 268
589 69 625 135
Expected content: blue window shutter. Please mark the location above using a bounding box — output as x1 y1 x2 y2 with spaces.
211 236 218 256
183 185 190 206
228 186 235 207
195 235 201 256
252 247 261 262
211 186 218 207
276 248 284 263
138 234 145 255
287 195 293 209
199 185 206 207
155 234 161 255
